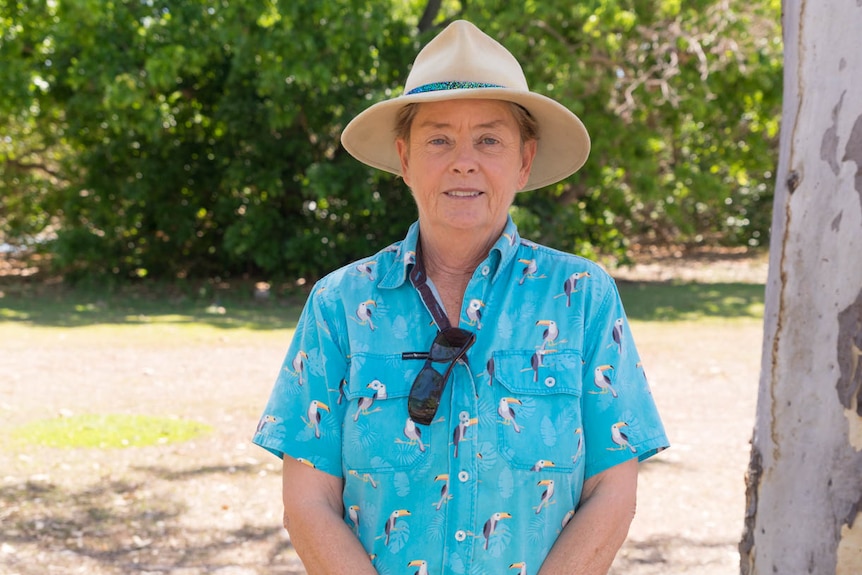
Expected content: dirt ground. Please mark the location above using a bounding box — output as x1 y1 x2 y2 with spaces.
0 249 769 575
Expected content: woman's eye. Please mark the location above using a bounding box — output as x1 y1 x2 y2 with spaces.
429 138 448 145
480 137 500 145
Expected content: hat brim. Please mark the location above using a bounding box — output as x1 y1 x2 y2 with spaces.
340 88 590 192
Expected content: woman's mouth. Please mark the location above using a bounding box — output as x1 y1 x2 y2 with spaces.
445 190 483 198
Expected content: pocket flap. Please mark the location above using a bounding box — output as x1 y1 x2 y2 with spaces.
492 349 583 396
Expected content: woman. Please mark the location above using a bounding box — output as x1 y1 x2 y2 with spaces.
254 20 668 574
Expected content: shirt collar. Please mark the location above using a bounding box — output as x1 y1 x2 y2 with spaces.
490 216 522 283
377 221 421 289
377 216 522 290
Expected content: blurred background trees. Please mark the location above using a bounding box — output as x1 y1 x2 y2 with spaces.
0 0 782 283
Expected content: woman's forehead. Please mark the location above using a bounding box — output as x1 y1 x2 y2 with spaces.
411 99 518 130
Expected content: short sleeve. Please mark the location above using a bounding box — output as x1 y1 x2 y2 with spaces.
251 282 350 478
580 280 669 478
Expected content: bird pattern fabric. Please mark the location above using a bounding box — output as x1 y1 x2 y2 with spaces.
253 217 669 574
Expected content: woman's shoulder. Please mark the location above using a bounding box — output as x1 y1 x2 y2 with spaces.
519 240 616 284
313 241 404 292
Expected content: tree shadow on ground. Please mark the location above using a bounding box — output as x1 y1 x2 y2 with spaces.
0 464 303 574
612 534 740 573
135 462 261 481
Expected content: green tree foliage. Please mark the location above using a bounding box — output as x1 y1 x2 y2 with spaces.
1 0 416 280
0 0 781 282
0 1 70 248
465 0 782 258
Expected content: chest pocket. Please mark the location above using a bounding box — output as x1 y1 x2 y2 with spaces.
491 349 584 473
341 353 431 473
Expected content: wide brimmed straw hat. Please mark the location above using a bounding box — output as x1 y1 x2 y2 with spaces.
340 20 590 192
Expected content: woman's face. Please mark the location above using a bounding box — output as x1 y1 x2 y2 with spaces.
396 99 537 239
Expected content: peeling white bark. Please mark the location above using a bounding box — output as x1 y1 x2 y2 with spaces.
740 1 862 574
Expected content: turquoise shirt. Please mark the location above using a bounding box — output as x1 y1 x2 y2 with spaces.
253 217 668 574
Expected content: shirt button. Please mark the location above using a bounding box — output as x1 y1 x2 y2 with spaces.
455 530 467 542
481 265 490 276
458 470 470 482
544 376 556 388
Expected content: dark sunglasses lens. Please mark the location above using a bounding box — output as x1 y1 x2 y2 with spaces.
430 329 475 361
407 329 475 424
429 338 461 361
443 328 475 347
408 367 444 425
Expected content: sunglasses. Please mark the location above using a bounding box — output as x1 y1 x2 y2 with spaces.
403 328 476 425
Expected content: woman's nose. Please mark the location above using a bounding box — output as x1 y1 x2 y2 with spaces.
450 142 478 174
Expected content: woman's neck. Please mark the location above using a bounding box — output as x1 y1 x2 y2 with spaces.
418 225 500 288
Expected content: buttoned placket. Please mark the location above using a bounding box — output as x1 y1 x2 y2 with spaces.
405 234 509 569
443 259 496 570
445 364 480 567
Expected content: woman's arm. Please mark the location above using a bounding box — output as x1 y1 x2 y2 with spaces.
281 456 378 575
537 458 638 575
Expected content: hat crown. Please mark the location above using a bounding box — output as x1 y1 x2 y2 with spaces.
404 20 529 93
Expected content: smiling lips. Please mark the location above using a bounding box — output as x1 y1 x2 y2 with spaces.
446 190 483 198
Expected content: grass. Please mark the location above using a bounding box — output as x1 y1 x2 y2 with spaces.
0 278 765 329
0 279 303 330
0 280 301 450
1 277 764 449
618 281 765 322
9 414 213 449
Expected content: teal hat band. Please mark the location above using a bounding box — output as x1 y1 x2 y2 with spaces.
406 81 505 95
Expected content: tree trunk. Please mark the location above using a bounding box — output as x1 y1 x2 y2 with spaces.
739 1 862 573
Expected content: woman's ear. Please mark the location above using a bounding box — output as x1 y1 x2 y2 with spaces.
518 139 538 190
396 138 411 187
